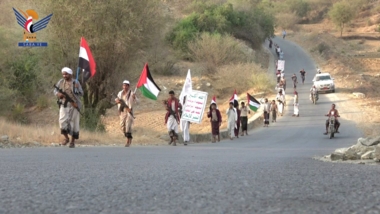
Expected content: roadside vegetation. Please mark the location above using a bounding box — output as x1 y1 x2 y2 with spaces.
7 0 378 144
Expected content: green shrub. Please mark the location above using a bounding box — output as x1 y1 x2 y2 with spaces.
80 108 106 132
9 103 29 124
7 52 39 104
36 96 49 110
167 2 274 52
316 42 329 54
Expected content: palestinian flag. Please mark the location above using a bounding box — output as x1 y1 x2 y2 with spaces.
229 89 238 107
136 63 161 100
247 93 261 112
78 37 96 83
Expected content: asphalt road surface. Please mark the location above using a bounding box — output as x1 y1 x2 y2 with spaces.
1 38 380 214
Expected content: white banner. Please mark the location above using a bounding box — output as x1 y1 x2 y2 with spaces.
181 90 208 124
277 60 285 71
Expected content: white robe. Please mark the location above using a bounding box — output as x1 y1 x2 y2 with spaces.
167 101 179 133
276 94 285 114
293 95 299 115
226 108 237 137
180 120 190 142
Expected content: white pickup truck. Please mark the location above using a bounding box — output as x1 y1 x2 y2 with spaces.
312 73 335 93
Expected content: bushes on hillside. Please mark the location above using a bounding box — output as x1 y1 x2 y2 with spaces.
187 33 249 73
213 63 274 95
167 2 274 52
286 0 309 18
275 13 300 31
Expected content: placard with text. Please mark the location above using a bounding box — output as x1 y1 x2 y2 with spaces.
181 90 208 124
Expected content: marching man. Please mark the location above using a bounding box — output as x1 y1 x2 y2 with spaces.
54 67 83 148
115 80 137 147
165 90 182 146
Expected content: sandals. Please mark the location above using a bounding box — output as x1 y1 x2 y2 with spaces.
69 142 75 148
61 138 69 146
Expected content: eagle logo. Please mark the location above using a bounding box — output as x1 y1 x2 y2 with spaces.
12 8 53 42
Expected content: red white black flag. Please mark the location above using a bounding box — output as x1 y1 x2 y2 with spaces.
78 37 96 83
229 89 238 107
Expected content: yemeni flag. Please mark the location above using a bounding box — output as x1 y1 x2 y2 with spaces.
136 63 161 100
247 93 261 112
78 37 96 83
211 95 216 105
229 89 238 107
210 95 218 109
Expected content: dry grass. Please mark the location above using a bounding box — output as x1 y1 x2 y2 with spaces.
213 62 275 95
275 13 300 31
0 117 123 146
188 33 250 73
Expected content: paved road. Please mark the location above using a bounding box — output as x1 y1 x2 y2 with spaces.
1 38 380 214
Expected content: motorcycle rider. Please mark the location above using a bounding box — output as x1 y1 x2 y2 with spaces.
324 104 341 135
310 85 319 101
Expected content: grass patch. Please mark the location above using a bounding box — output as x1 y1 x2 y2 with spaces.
276 13 300 31
213 63 275 95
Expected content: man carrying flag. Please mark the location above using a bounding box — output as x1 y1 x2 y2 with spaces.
179 69 192 145
240 101 250 136
54 67 84 148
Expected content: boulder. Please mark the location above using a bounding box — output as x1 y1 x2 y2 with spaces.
334 148 348 154
330 152 344 161
343 148 360 160
361 151 374 160
358 136 380 147
206 82 211 87
375 145 380 160
352 92 365 98
347 142 374 155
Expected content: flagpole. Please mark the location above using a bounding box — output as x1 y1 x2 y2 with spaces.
76 67 80 81
76 37 82 81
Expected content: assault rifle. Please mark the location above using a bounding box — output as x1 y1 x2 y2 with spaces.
53 84 83 115
112 93 135 119
164 100 180 122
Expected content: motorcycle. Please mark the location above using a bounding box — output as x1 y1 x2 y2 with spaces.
327 116 336 139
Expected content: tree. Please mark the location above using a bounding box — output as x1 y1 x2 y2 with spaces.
40 0 162 130
328 1 356 37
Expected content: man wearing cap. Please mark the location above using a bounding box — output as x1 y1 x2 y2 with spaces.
54 67 83 148
115 80 137 147
164 90 182 146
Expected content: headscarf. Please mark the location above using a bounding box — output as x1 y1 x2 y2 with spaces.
61 67 73 75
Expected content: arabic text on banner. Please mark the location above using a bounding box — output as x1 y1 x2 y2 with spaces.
181 90 208 124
